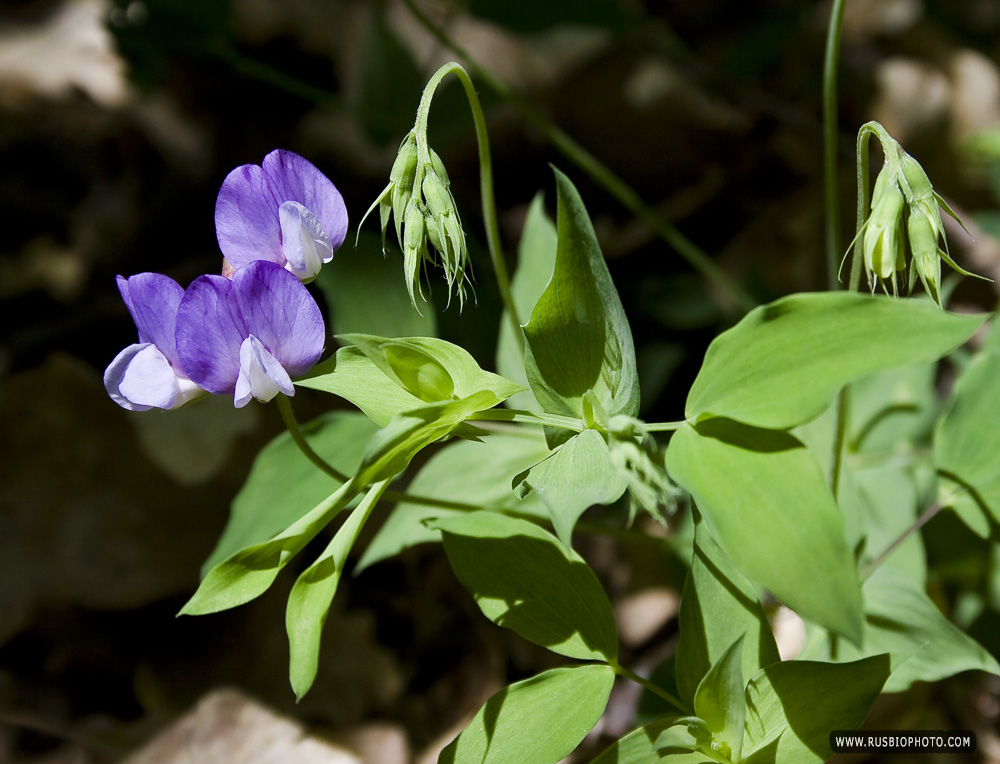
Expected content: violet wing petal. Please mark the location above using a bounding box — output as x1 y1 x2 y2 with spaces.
117 273 185 364
176 274 247 394
262 150 348 252
231 260 325 377
215 163 283 269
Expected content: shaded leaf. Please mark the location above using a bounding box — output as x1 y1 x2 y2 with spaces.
523 168 639 421
741 656 890 764
686 292 985 429
516 428 626 546
286 480 389 700
675 517 780 708
203 411 378 573
935 352 1000 537
497 192 557 412
439 665 614 764
433 512 618 662
356 432 551 572
666 419 863 643
693 637 745 762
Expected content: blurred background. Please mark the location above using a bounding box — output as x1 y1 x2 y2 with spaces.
3 0 1000 761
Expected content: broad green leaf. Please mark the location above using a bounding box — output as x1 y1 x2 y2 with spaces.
799 566 1000 693
342 333 523 405
588 717 715 764
741 655 890 764
675 517 780 708
179 480 356 616
433 512 618 661
286 480 389 700
356 433 551 573
935 352 1000 536
523 168 639 420
439 664 614 764
666 419 863 643
497 192 557 412
354 392 499 488
317 231 436 337
848 363 937 456
516 428 627 546
297 346 425 426
203 411 378 573
693 637 745 762
686 292 985 429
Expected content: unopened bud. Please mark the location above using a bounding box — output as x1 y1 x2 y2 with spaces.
863 168 906 286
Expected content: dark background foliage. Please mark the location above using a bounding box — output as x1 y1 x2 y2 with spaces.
2 0 1000 761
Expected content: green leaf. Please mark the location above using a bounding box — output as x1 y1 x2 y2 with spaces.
588 717 715 764
523 168 639 420
799 566 1000 693
297 346 425 426
439 664 615 764
433 512 618 662
935 352 1000 537
356 432 551 573
516 428 627 546
666 419 863 643
675 517 780 708
497 193 557 412
354 392 499 488
286 480 388 700
341 334 523 406
693 637 745 762
741 655 891 764
686 292 985 429
316 230 436 337
202 411 378 573
179 480 357 616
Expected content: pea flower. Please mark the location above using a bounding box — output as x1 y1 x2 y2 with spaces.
105 273 206 411
215 150 348 282
175 260 325 408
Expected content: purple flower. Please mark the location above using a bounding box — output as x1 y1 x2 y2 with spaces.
215 150 348 281
176 260 325 408
105 273 206 411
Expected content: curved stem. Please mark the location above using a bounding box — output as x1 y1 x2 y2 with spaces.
612 661 690 715
277 394 349 483
403 0 755 314
860 502 941 582
823 0 847 290
416 62 524 348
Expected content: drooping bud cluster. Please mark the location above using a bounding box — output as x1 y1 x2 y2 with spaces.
608 415 682 526
856 134 983 305
363 130 471 310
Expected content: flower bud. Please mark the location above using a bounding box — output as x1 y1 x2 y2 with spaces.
862 168 906 289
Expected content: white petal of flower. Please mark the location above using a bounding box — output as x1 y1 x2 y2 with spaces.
235 335 294 408
117 343 180 410
278 200 334 281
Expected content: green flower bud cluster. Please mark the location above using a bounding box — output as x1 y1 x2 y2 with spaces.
363 130 471 310
608 415 681 526
857 141 983 305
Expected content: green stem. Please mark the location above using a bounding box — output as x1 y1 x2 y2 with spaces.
277 394 349 483
643 420 688 432
823 0 847 290
403 0 755 315
860 502 941 582
612 661 689 715
469 407 585 431
415 62 524 348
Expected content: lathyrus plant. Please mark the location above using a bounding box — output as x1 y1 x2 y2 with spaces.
107 48 1000 764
